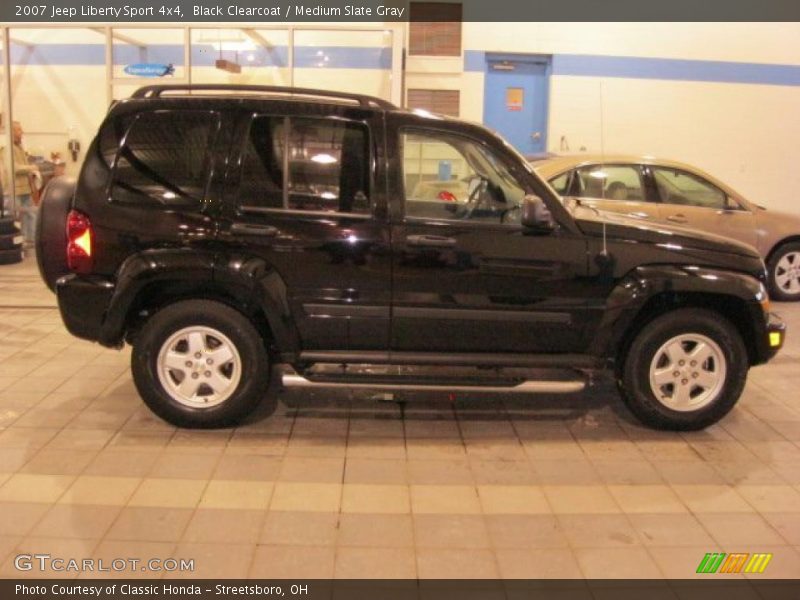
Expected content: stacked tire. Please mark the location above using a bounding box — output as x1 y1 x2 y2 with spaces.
0 218 24 265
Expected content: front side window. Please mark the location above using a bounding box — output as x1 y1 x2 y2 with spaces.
652 167 727 209
571 164 646 202
111 110 219 207
401 130 526 224
239 116 371 215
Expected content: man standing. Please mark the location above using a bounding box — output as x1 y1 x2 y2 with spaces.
11 121 40 245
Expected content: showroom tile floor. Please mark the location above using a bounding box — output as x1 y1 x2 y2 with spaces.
0 254 799 580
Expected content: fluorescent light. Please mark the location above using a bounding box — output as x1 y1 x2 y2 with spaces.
311 153 337 164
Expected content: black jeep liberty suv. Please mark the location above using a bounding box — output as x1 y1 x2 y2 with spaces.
36 84 785 430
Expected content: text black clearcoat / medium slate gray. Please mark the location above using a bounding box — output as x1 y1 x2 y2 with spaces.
37 85 785 430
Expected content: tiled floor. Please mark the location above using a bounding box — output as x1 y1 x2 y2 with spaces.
1 253 799 579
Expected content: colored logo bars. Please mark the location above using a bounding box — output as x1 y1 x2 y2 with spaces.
696 552 772 574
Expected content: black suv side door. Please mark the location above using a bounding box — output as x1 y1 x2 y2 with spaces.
386 114 591 354
218 102 391 351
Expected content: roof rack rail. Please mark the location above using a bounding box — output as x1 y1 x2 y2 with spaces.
131 84 396 110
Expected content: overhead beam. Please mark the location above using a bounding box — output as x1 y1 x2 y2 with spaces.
90 27 145 48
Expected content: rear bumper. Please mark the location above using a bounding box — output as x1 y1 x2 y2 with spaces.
56 274 115 344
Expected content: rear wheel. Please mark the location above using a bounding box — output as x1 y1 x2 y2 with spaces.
131 299 272 428
619 308 748 430
767 242 800 301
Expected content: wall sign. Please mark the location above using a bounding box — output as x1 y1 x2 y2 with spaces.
124 63 175 77
506 87 524 111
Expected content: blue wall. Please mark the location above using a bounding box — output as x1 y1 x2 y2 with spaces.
464 50 800 87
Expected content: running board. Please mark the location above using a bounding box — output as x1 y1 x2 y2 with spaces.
281 374 585 394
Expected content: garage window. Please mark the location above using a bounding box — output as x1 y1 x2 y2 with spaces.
407 89 460 117
409 2 462 56
111 110 219 207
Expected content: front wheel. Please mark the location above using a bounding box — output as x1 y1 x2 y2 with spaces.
767 242 800 301
619 308 748 430
131 300 272 428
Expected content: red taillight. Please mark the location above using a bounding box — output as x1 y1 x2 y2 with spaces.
66 210 93 273
437 190 458 202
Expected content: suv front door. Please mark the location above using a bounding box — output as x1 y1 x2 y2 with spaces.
388 119 591 354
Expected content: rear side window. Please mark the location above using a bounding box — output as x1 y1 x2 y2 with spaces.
572 164 646 202
238 116 371 215
652 167 727 209
111 110 219 207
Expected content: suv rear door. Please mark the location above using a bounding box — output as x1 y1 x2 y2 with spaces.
218 103 391 351
387 115 592 354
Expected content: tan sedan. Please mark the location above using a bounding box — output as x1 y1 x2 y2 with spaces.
531 154 800 301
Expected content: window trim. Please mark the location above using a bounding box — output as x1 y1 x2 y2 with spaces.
238 206 373 220
236 113 376 219
107 108 221 210
398 126 532 227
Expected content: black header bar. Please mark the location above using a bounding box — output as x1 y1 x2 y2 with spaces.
2 0 800 23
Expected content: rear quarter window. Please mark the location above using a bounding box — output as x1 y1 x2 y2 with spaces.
110 109 220 208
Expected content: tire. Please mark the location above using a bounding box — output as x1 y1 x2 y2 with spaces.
767 242 800 301
131 299 273 428
0 247 24 265
618 308 748 430
0 217 20 235
0 232 24 250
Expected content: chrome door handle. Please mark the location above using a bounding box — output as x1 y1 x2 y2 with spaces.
406 234 457 248
230 223 278 236
666 215 688 224
626 212 649 219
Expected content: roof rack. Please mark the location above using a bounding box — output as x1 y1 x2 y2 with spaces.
130 84 396 110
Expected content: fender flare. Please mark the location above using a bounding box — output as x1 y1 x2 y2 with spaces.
99 248 299 354
591 264 767 363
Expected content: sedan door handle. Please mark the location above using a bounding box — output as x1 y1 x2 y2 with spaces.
666 214 688 224
230 223 278 237
406 234 457 248
626 212 650 219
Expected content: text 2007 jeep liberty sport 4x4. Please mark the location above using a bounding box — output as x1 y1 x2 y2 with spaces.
36 84 785 430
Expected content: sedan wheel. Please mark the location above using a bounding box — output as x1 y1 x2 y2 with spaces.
768 242 800 301
774 251 800 297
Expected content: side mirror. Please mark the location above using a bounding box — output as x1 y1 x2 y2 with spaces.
521 195 556 232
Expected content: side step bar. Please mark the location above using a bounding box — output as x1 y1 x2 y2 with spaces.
282 374 585 394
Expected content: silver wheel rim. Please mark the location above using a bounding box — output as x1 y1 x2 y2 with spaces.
648 333 726 412
775 251 800 296
156 326 242 409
